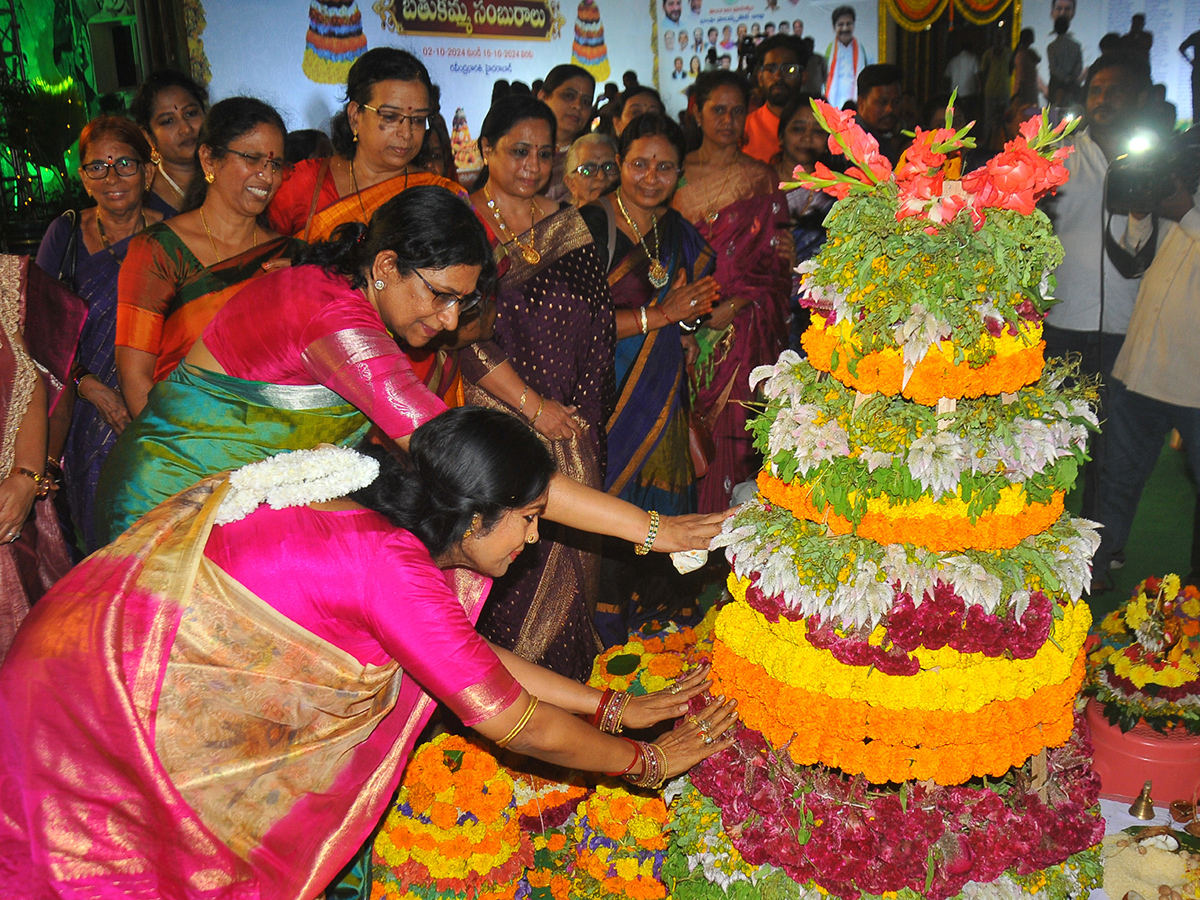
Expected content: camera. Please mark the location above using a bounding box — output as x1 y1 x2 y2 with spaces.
1106 130 1200 216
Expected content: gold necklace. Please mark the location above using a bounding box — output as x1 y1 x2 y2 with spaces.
157 165 185 204
615 190 668 288
200 208 258 264
483 185 541 265
96 211 146 262
699 152 736 225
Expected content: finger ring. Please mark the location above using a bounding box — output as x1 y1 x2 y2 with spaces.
690 299 697 306
701 732 714 745
687 714 701 727
668 682 683 694
696 717 712 731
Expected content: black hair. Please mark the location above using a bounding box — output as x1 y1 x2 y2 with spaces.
330 48 434 158
183 96 287 211
130 69 209 133
693 69 750 110
831 5 855 25
1084 51 1153 95
539 64 596 98
284 128 334 164
776 93 822 142
857 63 904 99
351 406 555 559
412 111 455 177
752 34 808 71
614 86 664 122
472 94 557 190
618 111 686 166
293 185 495 292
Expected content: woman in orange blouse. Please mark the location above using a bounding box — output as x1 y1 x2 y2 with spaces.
116 97 301 417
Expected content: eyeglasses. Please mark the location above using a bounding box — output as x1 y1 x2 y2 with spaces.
413 268 481 314
81 157 142 179
222 148 293 179
625 159 680 177
361 103 429 132
761 63 801 77
574 161 618 177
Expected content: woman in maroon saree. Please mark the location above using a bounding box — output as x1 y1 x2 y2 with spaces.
463 95 615 681
671 70 792 513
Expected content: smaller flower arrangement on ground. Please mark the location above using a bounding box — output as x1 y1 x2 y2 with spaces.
372 732 532 900
588 621 708 695
1086 574 1200 734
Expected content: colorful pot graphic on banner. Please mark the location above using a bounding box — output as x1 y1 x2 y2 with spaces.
303 0 368 84
571 0 610 81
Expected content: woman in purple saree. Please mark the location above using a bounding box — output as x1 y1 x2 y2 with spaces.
672 70 793 513
0 407 737 900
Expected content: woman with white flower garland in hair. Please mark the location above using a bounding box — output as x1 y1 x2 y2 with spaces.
0 407 737 900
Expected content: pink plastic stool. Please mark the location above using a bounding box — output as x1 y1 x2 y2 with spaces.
1086 699 1200 803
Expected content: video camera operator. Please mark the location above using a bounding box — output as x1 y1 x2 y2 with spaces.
1091 130 1200 591
1041 52 1154 526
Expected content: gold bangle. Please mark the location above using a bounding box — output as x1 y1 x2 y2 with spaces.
638 306 649 335
497 695 539 748
9 466 48 498
518 386 528 414
528 397 546 426
634 510 659 556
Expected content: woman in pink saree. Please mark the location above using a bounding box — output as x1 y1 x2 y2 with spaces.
0 407 737 900
671 70 792 513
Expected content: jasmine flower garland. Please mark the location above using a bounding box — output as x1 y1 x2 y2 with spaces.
215 446 380 525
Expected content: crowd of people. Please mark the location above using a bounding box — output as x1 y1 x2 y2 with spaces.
0 15 1198 895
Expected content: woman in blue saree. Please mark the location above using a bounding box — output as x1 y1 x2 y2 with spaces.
35 116 163 553
580 112 719 641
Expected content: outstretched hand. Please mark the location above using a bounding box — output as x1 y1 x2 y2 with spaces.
653 507 737 553
655 694 738 777
620 664 714 730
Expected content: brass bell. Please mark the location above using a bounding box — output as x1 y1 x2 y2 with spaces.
1128 780 1155 820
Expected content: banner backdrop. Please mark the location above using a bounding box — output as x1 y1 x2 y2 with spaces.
654 0 878 118
200 0 651 169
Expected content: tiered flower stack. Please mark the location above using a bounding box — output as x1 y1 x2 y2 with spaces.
689 102 1108 899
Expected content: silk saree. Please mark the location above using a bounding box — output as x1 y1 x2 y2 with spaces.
0 474 509 900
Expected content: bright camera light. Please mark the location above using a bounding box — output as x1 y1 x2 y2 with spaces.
1127 133 1156 154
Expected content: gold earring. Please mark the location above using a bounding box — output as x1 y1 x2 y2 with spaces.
352 130 359 143
150 148 162 166
463 513 482 539
525 534 537 544
204 170 215 184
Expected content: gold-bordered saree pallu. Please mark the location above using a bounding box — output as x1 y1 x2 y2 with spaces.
304 171 468 243
94 362 373 545
0 474 490 900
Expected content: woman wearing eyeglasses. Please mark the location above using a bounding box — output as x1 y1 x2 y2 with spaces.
562 133 619 207
463 94 618 680
95 187 728 615
34 116 163 553
670 70 792 514
267 48 467 243
579 112 720 641
113 97 301 426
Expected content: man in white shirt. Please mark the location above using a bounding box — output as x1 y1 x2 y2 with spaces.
824 5 870 109
1043 53 1153 522
1091 174 1200 590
